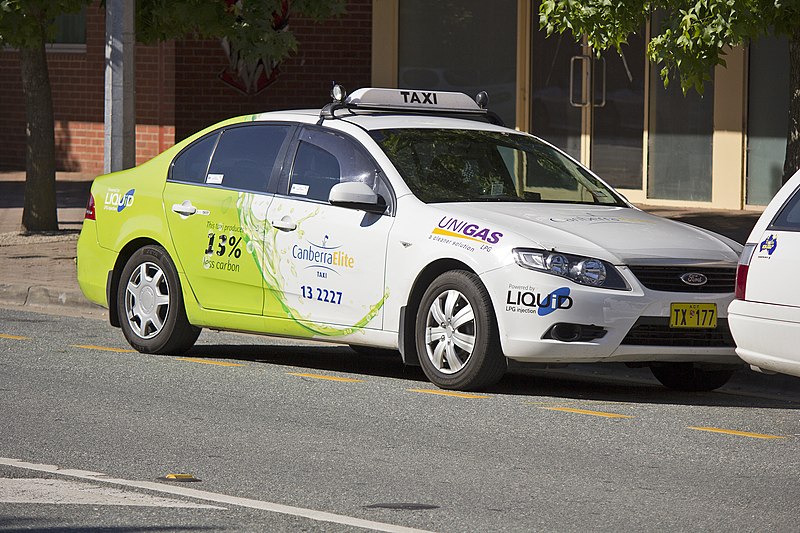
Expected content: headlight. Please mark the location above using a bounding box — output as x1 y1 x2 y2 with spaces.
513 248 629 290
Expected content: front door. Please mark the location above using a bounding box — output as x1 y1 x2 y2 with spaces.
262 127 393 334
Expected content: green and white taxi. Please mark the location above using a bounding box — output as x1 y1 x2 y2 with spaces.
77 86 743 391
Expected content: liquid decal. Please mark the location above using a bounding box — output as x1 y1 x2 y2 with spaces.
506 285 573 316
104 188 135 212
430 216 503 253
237 193 388 337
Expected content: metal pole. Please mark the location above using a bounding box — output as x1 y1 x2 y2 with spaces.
104 0 136 174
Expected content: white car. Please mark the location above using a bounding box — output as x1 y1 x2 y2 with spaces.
77 86 744 392
729 169 800 378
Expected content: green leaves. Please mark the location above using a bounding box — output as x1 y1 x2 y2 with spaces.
538 0 800 95
0 0 90 49
136 0 346 67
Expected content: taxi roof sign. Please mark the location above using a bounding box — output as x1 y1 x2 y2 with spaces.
320 86 503 126
346 88 482 113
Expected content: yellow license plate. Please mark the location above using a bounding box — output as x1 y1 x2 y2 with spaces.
669 303 717 329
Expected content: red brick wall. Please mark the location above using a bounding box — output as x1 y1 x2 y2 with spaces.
0 3 177 173
173 0 372 140
0 0 372 173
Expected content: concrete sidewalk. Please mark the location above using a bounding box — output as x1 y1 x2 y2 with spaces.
0 171 764 313
0 171 94 311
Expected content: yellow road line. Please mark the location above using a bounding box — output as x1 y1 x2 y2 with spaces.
527 400 631 407
0 334 30 340
407 388 490 399
688 426 785 440
177 357 244 367
72 344 137 353
288 372 363 382
542 407 634 419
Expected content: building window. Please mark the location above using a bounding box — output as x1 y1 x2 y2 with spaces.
48 8 86 52
397 0 517 127
747 35 789 206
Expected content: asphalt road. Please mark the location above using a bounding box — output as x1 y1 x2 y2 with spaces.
1 305 799 532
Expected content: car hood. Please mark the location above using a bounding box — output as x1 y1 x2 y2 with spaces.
437 203 740 265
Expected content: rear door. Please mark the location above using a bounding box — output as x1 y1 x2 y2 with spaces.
746 185 800 309
163 123 294 314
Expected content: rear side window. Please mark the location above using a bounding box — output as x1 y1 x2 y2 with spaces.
207 125 291 192
288 128 377 202
171 134 218 184
769 186 800 231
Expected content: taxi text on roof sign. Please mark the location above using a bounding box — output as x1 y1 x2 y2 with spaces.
345 88 482 112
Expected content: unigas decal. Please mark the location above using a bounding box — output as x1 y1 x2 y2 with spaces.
433 216 503 244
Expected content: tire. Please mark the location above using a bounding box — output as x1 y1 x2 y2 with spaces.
650 363 735 392
117 245 200 354
415 270 506 391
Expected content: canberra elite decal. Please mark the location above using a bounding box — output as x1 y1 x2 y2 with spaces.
238 193 388 337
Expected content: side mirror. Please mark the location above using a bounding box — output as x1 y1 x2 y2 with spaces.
329 181 385 213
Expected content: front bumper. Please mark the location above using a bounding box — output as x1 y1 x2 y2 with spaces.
482 264 738 364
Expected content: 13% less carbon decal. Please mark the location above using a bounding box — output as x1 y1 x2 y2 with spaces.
203 232 244 272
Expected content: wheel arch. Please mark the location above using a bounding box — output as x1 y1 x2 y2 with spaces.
399 258 481 366
108 237 171 328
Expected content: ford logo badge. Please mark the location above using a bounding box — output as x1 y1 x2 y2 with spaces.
680 272 708 286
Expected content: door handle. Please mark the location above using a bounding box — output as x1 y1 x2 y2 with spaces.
271 216 297 232
172 201 197 217
593 56 606 108
569 55 590 108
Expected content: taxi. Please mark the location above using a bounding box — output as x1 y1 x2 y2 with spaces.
77 86 743 391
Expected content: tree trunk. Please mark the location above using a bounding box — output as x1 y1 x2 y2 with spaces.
785 30 800 183
19 31 58 232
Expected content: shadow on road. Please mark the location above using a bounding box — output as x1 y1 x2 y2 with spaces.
182 342 800 410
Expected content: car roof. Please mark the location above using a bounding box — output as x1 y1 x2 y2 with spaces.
251 109 515 134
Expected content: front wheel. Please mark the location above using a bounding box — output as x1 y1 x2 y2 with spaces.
415 271 506 391
650 363 735 392
117 245 200 354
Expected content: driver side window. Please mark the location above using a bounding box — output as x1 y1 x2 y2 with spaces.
288 128 381 203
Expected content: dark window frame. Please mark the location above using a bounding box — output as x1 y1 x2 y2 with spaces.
168 122 296 194
768 185 800 232
277 125 396 216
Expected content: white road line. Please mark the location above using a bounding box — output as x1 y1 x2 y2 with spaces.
0 458 434 533
0 478 223 508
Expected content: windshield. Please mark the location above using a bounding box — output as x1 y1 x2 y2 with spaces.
370 128 625 206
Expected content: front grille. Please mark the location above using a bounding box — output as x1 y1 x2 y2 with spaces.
621 317 735 347
628 266 735 293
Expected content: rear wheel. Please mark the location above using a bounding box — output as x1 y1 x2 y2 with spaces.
415 271 506 391
650 363 735 392
117 245 200 354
